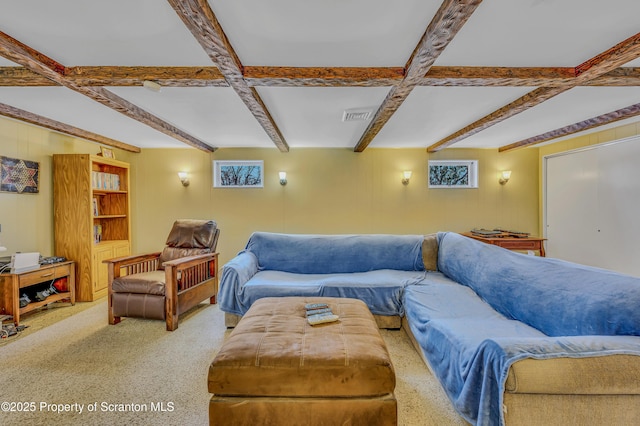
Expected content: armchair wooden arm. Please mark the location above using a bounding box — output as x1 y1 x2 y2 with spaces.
164 253 219 330
104 252 162 280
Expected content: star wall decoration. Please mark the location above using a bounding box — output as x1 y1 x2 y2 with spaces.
0 156 39 194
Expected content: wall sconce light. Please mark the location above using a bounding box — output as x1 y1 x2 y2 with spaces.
178 172 190 187
499 170 512 185
279 171 287 186
402 170 412 185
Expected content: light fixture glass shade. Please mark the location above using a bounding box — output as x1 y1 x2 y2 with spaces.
499 170 512 184
178 172 190 186
402 170 412 185
279 171 287 185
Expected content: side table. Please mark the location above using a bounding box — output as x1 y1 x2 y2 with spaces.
0 261 76 325
461 233 546 257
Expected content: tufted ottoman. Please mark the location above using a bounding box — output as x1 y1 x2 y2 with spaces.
208 297 397 425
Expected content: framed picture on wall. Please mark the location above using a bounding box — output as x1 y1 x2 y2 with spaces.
100 146 115 159
213 160 264 188
428 160 478 188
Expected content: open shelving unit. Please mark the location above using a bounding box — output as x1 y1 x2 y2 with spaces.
53 154 131 301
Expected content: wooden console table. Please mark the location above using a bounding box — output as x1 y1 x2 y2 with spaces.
0 261 75 325
461 233 546 257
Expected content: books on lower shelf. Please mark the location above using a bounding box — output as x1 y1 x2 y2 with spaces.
94 224 102 244
91 171 121 191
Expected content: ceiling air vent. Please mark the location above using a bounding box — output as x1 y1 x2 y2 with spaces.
342 108 373 122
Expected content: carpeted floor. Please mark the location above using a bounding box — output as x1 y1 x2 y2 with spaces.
0 301 468 426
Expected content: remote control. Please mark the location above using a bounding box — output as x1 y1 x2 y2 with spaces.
306 307 332 316
305 303 329 310
307 313 339 325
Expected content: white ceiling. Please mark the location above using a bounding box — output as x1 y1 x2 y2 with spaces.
0 0 639 152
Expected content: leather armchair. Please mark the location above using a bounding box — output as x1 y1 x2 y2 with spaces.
104 219 220 331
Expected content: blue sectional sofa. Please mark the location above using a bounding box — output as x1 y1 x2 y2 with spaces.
219 232 433 327
219 231 640 425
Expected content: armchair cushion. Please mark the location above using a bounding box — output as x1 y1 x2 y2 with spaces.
158 219 218 269
111 271 165 295
158 247 212 269
166 219 218 249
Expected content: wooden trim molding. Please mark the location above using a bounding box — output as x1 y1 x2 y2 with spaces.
499 102 640 152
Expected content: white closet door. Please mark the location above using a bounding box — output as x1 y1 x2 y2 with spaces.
595 140 640 275
544 136 640 277
545 148 599 266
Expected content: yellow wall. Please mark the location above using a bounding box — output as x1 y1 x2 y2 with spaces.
0 117 133 255
130 147 539 265
1 115 540 267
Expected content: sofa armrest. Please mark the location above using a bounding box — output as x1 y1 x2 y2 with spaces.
218 251 259 315
506 354 640 395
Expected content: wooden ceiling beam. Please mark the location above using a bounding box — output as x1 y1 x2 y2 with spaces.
422 66 576 87
2 65 639 88
428 32 640 152
65 66 227 87
499 102 640 152
0 31 216 152
0 102 141 152
0 66 227 87
243 66 404 87
586 67 640 86
353 0 483 152
168 0 289 152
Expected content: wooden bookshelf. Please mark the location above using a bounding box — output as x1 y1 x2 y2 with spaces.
53 154 131 301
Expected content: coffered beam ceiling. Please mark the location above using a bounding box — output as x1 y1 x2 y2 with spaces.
168 0 290 153
0 1 639 153
353 0 483 152
427 32 640 152
0 31 215 152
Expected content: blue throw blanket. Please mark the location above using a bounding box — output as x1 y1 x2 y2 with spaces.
404 281 640 426
437 232 640 337
245 232 424 273
218 233 427 316
406 233 640 425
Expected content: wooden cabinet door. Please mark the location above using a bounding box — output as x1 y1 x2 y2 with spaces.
93 245 114 294
113 241 130 258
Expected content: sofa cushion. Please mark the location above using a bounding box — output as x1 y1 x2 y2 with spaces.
244 232 424 274
422 233 438 271
437 232 640 337
237 269 427 316
506 354 640 394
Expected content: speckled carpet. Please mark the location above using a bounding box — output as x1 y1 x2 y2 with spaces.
0 301 468 426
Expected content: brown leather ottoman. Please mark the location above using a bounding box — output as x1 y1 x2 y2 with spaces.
208 297 397 425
